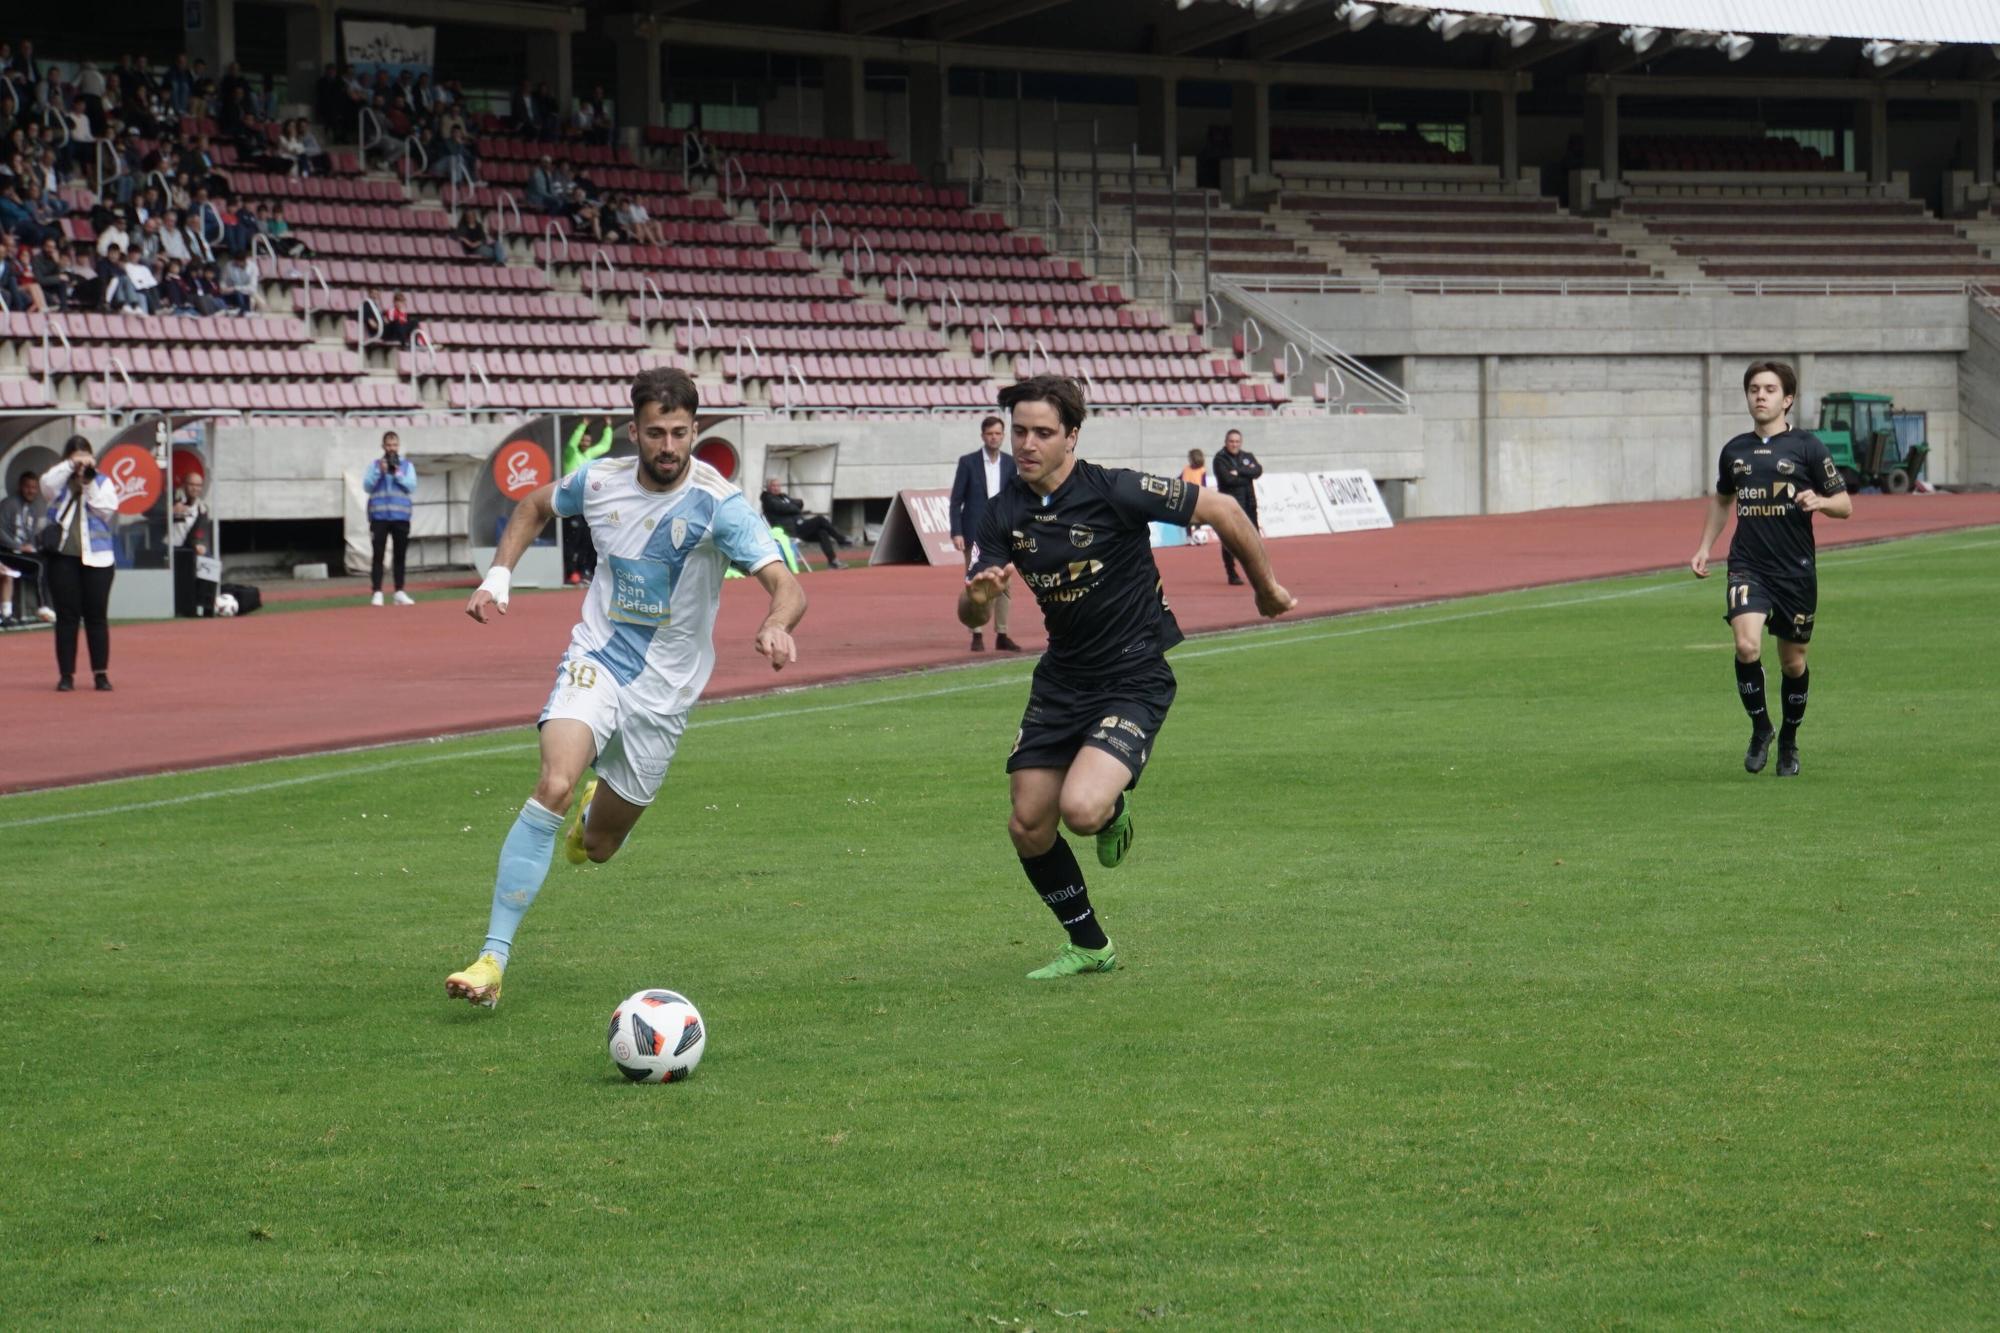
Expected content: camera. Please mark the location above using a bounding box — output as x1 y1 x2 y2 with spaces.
81 463 98 481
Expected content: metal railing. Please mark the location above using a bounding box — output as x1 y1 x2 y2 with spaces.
1122 242 1143 289
718 157 747 206
766 180 791 224
892 258 919 304
1213 279 1413 415
938 282 966 328
40 103 70 148
357 106 385 164
637 275 667 331
1164 267 1185 311
353 295 384 372
250 234 278 272
1239 316 1264 356
588 249 617 305
404 329 437 386
541 219 569 281
980 308 1006 347
39 316 72 390
401 135 429 183
296 264 332 326
680 131 707 178
1026 335 1053 377
779 363 810 415
733 332 766 379
94 140 124 197
102 355 136 416
460 358 493 418
1222 273 1987 300
681 302 713 352
805 206 834 258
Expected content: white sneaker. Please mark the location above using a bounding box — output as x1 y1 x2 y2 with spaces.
392 591 416 606
36 606 56 623
370 591 384 606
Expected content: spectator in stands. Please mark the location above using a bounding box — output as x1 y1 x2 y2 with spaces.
189 58 215 107
0 471 49 626
615 194 663 247
949 414 1020 651
264 201 310 257
187 260 226 315
31 236 71 308
75 62 104 101
761 477 846 570
277 119 309 175
13 40 39 86
43 435 119 691
94 209 130 256
157 208 192 263
315 64 353 139
525 154 559 212
223 199 262 255
93 243 138 312
157 256 199 314
381 291 420 346
454 209 504 265
1212 429 1263 586
568 188 616 243
217 249 259 314
0 177 50 245
364 431 417 606
166 52 194 115
119 245 158 313
572 86 611 146
296 119 331 176
0 234 41 311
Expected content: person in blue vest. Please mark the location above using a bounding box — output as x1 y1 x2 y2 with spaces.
42 436 120 692
949 415 1021 652
363 430 417 606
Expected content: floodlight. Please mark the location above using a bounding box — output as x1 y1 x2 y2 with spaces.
1619 26 1660 54
1717 33 1753 61
1778 34 1829 53
1672 29 1720 50
1551 22 1599 42
1430 11 1472 41
1502 18 1537 47
1336 2 1379 31
1384 5 1430 26
1862 40 1899 67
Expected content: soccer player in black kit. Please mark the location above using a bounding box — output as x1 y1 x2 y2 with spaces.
1691 360 1852 776
960 376 1296 978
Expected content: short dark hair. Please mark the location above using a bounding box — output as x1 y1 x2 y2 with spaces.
998 375 1086 433
1743 360 1797 398
1224 428 1243 442
980 415 1004 432
632 366 700 418
61 434 92 459
382 430 400 445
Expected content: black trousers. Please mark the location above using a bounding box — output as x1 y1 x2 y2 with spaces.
6 549 48 612
47 553 113 677
788 514 843 565
371 519 410 592
562 514 598 580
1220 492 1258 578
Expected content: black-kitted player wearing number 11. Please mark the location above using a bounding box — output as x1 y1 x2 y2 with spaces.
961 376 1296 979
1691 360 1852 777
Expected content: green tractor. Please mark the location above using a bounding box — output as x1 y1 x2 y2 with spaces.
1813 392 1929 494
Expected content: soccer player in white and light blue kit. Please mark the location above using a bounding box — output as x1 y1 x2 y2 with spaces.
446 368 807 1008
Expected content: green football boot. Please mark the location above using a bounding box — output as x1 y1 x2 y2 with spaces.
1095 801 1133 868
1026 941 1118 980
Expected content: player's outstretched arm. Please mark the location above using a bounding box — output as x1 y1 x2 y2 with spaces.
467 482 557 623
958 565 1010 628
1797 489 1853 519
1194 487 1295 617
752 561 807 671
1690 492 1732 578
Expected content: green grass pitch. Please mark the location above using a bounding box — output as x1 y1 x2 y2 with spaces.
3 528 1996 1328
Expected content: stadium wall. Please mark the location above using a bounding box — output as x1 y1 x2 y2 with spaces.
1257 290 1972 516
1961 307 2000 486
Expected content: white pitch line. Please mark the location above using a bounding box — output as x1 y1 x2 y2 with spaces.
4 528 1991 832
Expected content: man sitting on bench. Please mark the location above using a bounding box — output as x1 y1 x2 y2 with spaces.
760 477 847 570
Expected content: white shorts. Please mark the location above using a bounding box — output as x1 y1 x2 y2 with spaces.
539 653 688 807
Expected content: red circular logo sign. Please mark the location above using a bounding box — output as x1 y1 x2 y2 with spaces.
694 438 738 480
492 440 551 499
99 444 164 515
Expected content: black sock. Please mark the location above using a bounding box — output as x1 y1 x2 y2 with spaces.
1020 836 1108 949
1779 668 1809 746
1735 658 1770 734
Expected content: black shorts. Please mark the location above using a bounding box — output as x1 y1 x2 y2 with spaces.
1007 660 1177 789
1725 569 1817 643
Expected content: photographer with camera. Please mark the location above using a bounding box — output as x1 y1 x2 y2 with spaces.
363 430 417 606
41 436 119 691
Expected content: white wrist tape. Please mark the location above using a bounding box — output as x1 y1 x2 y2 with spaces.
479 567 512 607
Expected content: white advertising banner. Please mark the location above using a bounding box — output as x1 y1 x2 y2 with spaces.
1309 469 1395 532
1251 472 1332 538
343 21 436 79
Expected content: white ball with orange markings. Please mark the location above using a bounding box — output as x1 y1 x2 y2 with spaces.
607 989 706 1084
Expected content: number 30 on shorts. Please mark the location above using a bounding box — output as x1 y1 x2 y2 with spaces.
566 661 600 690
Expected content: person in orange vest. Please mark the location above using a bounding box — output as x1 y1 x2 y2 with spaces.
1180 448 1215 545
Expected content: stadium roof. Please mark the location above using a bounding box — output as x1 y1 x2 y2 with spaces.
1210 1 2000 44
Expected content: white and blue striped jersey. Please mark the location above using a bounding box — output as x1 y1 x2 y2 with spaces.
550 456 780 715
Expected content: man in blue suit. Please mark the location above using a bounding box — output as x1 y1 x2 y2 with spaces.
949 415 1021 652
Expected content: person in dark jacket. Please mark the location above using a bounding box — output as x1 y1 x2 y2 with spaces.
948 414 1021 651
760 478 845 569
1212 429 1263 586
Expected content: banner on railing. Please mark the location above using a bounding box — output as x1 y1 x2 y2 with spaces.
343 20 435 80
870 488 958 567
1309 469 1394 532
1251 472 1331 539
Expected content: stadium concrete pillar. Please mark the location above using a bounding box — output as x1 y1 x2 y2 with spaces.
606 16 663 133
1231 79 1270 176
1967 92 1996 187
906 61 948 183
1583 88 1619 193
285 1 335 106
1855 91 1889 185
1137 75 1177 163
824 54 866 141
1476 90 1518 183
183 0 236 73
525 27 573 113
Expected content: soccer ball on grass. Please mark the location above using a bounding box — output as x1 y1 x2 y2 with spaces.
607 989 706 1083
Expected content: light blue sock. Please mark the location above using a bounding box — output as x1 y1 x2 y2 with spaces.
482 798 565 967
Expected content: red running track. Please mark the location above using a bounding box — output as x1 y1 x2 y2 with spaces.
6 493 1996 794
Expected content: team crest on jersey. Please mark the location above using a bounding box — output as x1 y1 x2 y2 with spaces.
671 517 688 548
1069 525 1094 549
1732 459 1753 476
643 516 656 530
1141 476 1169 497
1776 459 1796 475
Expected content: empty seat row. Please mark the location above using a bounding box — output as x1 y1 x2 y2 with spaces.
727 153 922 185
1091 381 1283 406
292 260 548 292
719 354 989 382
0 377 55 409
1620 198 1925 217
968 329 1204 357
0 312 310 345
623 276 859 314
86 381 420 411
225 172 407 205
346 319 646 350
852 255 1081 285
1311 217 1598 236
769 382 999 410
448 380 746 410
479 160 684 195
697 131 890 159
576 251 815 284
319 289 598 322
477 138 638 167
284 203 453 234
678 325 942 354
546 222 772 253
903 280 1126 308
932 304 1167 331
644 298 900 329
1007 355 1245 382
407 350 662 380
30 346 353 379
759 202 1007 233
296 230 469 261
738 176 967 210
1281 194 1561 215
829 228 1046 258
